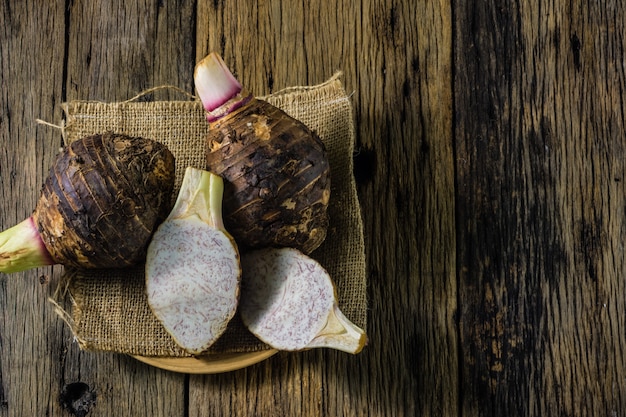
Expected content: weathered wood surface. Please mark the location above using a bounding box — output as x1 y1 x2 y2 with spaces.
0 0 624 416
455 1 626 415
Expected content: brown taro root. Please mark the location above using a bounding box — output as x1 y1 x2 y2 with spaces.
240 247 366 354
146 167 240 354
0 132 175 273
194 53 330 254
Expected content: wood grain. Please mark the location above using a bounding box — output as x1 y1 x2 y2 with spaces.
195 0 455 416
0 1 66 416
59 1 197 416
455 0 626 415
0 0 452 415
2 0 624 416
65 0 197 102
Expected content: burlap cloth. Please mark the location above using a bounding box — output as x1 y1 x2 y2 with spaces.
51 74 367 357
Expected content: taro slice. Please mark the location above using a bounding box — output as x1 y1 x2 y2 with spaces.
240 247 366 353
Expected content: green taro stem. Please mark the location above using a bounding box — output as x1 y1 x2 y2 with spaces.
0 217 54 273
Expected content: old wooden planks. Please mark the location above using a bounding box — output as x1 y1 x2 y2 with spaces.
1 0 625 416
455 1 626 415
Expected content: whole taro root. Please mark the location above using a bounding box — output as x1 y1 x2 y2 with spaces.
0 132 175 273
194 53 330 254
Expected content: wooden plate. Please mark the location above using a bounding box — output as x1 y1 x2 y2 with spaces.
132 349 278 374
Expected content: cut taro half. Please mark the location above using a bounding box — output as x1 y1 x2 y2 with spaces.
146 167 240 354
239 247 366 353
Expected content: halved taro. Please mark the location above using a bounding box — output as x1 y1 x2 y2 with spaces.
239 247 366 353
146 167 240 354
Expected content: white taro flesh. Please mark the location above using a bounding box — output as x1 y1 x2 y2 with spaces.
240 247 366 353
146 167 240 354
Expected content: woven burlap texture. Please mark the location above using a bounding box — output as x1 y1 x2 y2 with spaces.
53 74 367 357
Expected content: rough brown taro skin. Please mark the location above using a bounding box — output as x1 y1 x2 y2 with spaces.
206 98 330 254
32 132 175 269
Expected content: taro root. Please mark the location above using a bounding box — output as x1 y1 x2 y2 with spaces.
194 53 330 254
145 167 240 354
0 132 175 273
239 247 366 353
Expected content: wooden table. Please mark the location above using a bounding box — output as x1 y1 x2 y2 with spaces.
1 0 624 416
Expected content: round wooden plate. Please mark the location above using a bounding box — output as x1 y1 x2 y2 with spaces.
132 349 278 374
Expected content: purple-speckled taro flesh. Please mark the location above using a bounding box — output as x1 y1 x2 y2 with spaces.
146 215 240 354
239 247 335 350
